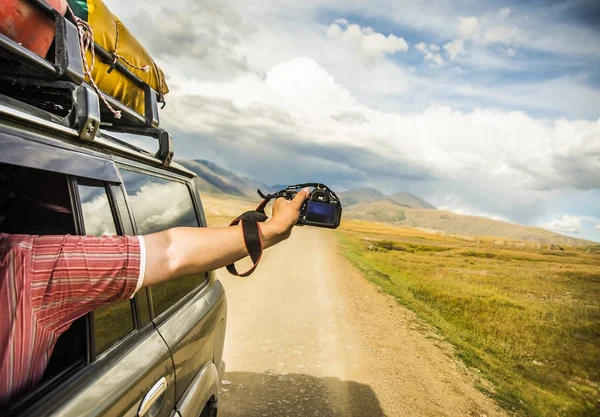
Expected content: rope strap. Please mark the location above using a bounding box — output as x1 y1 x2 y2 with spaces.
67 5 121 119
109 22 150 73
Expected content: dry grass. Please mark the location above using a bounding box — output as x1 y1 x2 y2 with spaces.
201 193 260 226
337 220 600 417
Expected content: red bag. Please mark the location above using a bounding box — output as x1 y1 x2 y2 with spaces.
0 0 67 57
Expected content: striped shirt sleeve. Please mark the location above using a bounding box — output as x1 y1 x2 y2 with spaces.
30 234 144 334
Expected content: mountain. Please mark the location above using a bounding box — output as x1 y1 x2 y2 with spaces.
345 205 593 246
177 159 272 198
338 188 435 210
177 159 592 245
386 192 436 209
338 187 387 207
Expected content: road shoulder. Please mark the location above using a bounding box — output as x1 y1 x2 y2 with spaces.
332 234 509 417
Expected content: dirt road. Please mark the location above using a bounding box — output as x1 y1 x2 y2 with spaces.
218 227 508 417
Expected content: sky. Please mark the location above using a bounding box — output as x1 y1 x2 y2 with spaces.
106 0 600 242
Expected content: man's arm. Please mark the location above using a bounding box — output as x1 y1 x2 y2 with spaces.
142 188 309 287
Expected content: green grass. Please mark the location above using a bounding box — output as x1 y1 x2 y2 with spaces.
338 220 600 417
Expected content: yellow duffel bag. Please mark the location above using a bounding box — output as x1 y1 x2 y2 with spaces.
68 0 169 117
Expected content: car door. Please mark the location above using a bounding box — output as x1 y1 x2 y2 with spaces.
118 165 226 415
1 151 176 417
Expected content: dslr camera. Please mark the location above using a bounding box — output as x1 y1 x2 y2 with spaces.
260 183 342 229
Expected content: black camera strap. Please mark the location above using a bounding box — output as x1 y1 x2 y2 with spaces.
226 199 269 277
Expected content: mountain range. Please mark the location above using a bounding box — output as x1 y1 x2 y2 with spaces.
177 159 593 246
178 159 274 199
338 187 436 210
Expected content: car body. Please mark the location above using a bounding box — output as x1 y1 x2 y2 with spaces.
0 92 227 416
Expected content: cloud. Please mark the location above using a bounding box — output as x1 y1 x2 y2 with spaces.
459 16 480 39
425 52 445 67
331 111 369 124
326 20 408 62
543 215 581 234
124 2 255 79
596 224 600 234
456 12 522 51
415 42 429 54
160 57 599 226
482 25 522 45
104 0 600 242
443 39 465 61
499 7 511 18
415 42 445 67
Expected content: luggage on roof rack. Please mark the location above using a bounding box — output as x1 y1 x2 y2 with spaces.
0 0 68 57
0 0 174 166
69 0 169 116
0 0 168 128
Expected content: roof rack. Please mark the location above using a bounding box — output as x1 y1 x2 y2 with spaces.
0 0 172 166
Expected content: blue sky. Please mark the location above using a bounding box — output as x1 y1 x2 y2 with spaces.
107 0 600 241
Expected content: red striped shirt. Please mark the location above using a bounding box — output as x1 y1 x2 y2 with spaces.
0 234 144 405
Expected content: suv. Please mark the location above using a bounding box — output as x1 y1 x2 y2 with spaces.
0 4 226 417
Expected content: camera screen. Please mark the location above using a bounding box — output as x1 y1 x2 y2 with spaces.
305 201 337 225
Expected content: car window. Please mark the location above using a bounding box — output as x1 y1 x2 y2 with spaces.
0 164 75 235
77 179 135 355
120 169 206 317
78 179 118 236
0 163 85 388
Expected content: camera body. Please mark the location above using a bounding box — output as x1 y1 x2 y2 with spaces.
279 184 342 229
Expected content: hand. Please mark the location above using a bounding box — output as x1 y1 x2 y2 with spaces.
266 187 310 240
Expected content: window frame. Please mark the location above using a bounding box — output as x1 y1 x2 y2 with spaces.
71 176 149 361
116 161 209 326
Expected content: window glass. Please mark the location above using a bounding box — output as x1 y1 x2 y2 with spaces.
120 169 205 316
94 301 135 354
77 179 134 355
120 169 198 234
78 180 117 236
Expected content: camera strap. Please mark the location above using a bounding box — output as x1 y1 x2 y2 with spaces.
226 199 270 277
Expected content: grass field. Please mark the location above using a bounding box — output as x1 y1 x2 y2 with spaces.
337 220 600 417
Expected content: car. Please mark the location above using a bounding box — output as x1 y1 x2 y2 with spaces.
0 4 226 417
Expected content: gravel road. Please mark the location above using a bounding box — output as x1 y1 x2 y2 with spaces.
218 227 508 417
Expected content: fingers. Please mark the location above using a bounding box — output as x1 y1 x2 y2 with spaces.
291 187 310 210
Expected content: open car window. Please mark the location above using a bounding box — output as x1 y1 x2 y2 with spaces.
120 169 207 317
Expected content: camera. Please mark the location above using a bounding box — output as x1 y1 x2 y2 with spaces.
268 183 342 229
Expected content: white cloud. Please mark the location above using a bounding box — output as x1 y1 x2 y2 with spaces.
105 0 600 242
458 16 480 39
499 7 511 18
326 21 408 62
424 52 445 67
444 39 465 61
415 43 445 67
164 57 600 227
456 12 522 52
482 25 522 45
415 42 429 54
543 215 581 234
596 225 600 234
437 194 510 221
